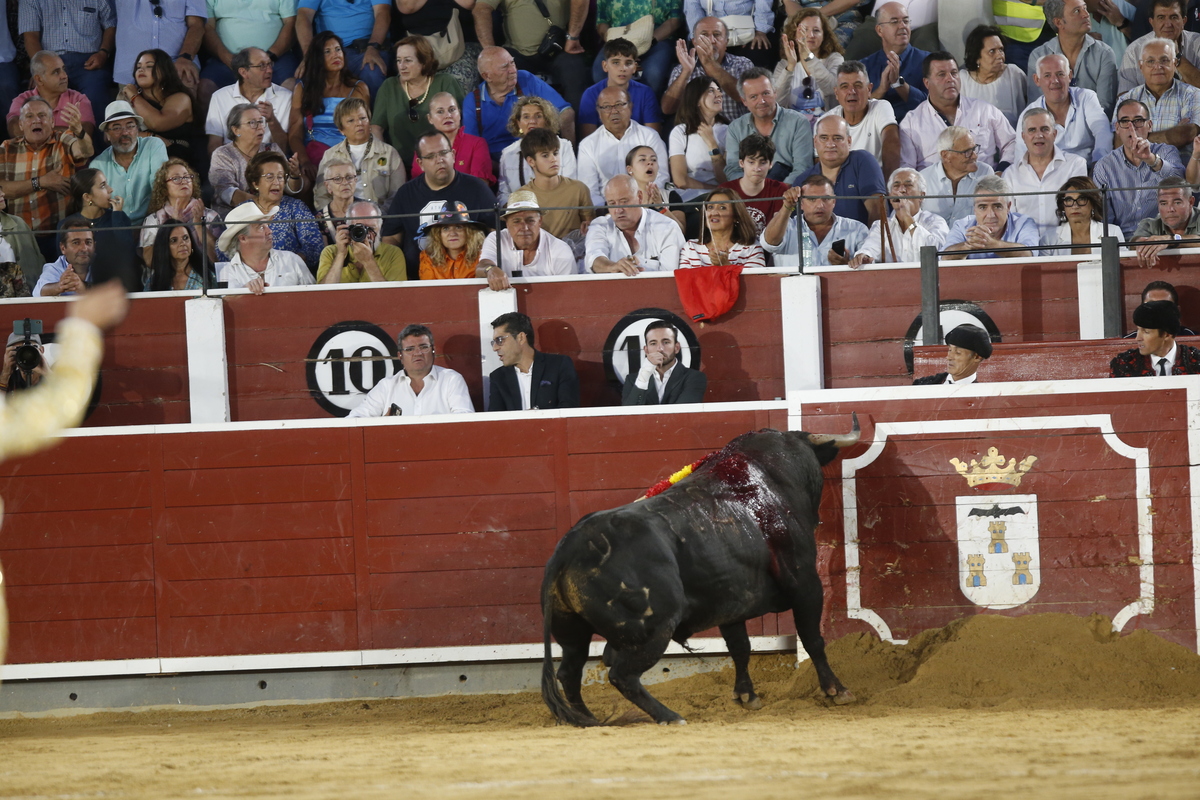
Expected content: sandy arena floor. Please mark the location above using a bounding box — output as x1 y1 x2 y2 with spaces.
2 614 1199 799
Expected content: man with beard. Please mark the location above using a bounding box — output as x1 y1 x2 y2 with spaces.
622 319 707 405
578 86 668 206
1093 99 1182 237
476 190 577 290
488 311 579 411
1002 107 1087 241
918 127 995 225
913 324 993 385
943 175 1040 258
1110 299 1200 376
1131 175 1200 265
0 96 92 261
348 324 475 417
88 101 168 225
381 130 496 277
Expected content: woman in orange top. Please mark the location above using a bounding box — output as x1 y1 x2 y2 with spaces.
418 201 487 280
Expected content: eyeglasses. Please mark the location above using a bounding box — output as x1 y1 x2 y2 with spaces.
149 0 163 17
325 174 357 184
166 175 194 184
946 144 981 156
1116 117 1150 128
418 148 453 162
247 62 273 71
490 334 511 347
402 343 433 354
239 118 266 128
259 172 287 184
1140 56 1177 67
407 104 420 123
1061 196 1091 207
597 102 629 112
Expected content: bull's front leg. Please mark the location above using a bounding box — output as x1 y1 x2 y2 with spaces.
719 621 762 710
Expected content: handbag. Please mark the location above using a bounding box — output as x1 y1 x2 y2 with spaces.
532 0 567 57
424 6 466 69
606 14 655 56
706 0 756 47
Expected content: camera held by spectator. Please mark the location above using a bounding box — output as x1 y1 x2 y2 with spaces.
3 318 48 393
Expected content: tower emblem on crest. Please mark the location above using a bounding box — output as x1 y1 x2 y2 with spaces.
952 447 1041 609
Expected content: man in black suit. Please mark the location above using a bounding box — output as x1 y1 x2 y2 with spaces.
1123 280 1197 338
913 324 993 385
622 320 707 405
488 311 580 411
1110 300 1200 377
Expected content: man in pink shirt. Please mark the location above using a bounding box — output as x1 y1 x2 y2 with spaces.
5 51 94 141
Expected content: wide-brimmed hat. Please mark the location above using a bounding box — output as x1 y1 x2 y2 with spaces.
417 200 488 237
945 324 993 359
500 190 541 218
217 202 278 255
100 101 145 131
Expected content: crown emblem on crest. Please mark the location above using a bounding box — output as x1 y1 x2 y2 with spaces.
950 447 1038 490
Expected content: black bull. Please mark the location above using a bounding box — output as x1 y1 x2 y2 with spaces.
540 420 861 726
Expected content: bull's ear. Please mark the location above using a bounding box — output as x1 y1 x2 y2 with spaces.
806 413 860 449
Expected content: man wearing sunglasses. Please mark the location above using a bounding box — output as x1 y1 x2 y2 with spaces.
487 311 580 411
1093 98 1183 236
348 324 475 417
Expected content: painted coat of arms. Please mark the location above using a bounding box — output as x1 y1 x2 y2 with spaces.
951 447 1040 610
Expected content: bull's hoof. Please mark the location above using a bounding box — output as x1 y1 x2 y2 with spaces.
658 718 688 725
828 689 856 705
733 692 762 711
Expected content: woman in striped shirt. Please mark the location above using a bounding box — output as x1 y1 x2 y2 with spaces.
679 189 765 269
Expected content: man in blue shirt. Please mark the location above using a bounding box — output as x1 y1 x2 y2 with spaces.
943 175 1042 258
579 38 661 137
465 47 574 156
296 0 389 98
796 115 887 225
860 2 929 122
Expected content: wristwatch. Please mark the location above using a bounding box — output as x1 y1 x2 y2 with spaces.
177 52 195 61
31 175 40 191
804 52 816 62
891 76 906 89
566 34 580 41
709 147 721 156
267 50 279 63
368 41 385 50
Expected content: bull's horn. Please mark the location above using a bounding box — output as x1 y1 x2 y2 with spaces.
807 413 861 449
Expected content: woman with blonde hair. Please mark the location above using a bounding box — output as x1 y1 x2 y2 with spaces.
774 10 845 111
142 158 222 265
679 189 764 268
418 201 488 280
497 96 577 202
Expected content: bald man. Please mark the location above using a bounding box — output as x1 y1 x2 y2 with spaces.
463 46 575 155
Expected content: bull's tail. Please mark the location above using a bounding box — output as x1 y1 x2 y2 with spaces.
540 579 601 728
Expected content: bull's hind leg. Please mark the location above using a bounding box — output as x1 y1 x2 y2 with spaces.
791 576 854 704
719 622 761 710
606 627 685 725
552 612 598 720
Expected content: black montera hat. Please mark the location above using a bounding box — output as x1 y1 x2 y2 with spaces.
945 324 993 359
1133 300 1181 336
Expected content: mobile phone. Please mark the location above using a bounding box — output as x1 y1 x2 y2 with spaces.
386 404 402 417
831 240 846 257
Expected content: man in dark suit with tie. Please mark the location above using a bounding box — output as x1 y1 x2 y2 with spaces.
622 320 707 405
488 312 580 410
1110 300 1200 377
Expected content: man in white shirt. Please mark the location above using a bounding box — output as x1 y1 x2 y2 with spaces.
821 60 900 179
899 51 1017 171
477 190 578 289
577 86 668 205
204 47 291 153
1003 107 1088 242
348 324 475 417
586 175 686 274
918 126 995 225
1119 0 1200 93
849 167 948 266
1021 54 1112 166
760 174 869 268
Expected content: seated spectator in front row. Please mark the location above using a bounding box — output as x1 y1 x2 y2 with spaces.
1049 176 1125 255
723 68 813 184
1003 107 1087 243
313 97 405 211
849 167 948 267
918 126 995 226
1132 176 1200 266
315 158 357 244
317 201 407 284
760 174 868 268
411 93 494 188
581 38 662 138
913 323 992 385
382 131 498 278
622 319 707 406
477 191 578 291
585 175 686 275
90 101 169 226
142 158 222 266
579 86 669 206
517 128 592 251
418 201 487 280
63 168 139 293
680 189 765 268
217 202 315 294
348 324 475 417
236 151 324 272
488 311 579 411
498 97 578 204
1110 300 1200 376
33 219 93 296
1092 99 1182 238
799 114 887 226
718 133 787 234
146 223 212 291
1124 280 1197 337
205 47 292 154
943 176 1040 260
